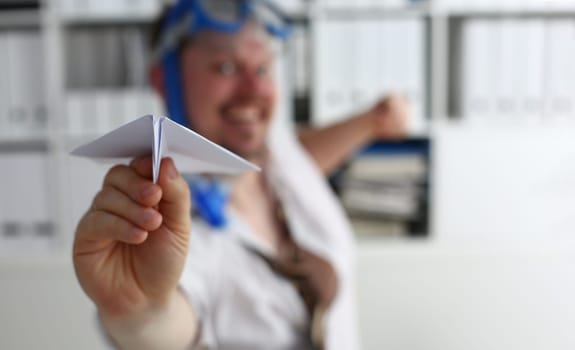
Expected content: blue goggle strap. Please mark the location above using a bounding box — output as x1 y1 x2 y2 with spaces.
188 175 229 229
249 0 292 39
160 0 251 127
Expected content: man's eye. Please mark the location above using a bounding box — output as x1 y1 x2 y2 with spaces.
256 65 269 77
216 62 237 76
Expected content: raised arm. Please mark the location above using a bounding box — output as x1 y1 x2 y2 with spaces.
73 156 198 349
298 94 409 176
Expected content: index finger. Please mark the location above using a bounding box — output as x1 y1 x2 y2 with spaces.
130 156 154 179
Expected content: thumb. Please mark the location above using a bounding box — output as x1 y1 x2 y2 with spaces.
157 157 191 234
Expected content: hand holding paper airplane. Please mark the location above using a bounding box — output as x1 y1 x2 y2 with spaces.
71 115 260 182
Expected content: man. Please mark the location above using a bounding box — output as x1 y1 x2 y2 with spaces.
72 0 408 349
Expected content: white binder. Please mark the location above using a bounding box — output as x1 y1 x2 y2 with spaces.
353 19 379 112
462 19 496 123
6 32 27 136
513 19 545 123
404 17 426 135
380 18 398 99
26 32 47 134
543 19 575 124
0 153 52 253
0 33 8 137
314 19 350 126
494 18 518 121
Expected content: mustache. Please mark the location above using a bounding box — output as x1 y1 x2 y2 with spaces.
220 96 267 111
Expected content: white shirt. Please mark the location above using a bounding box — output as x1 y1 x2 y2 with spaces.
179 130 359 350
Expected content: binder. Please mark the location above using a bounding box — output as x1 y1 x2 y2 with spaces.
123 27 148 88
25 32 47 133
346 20 361 111
314 19 348 126
0 153 52 253
380 20 396 99
462 19 496 122
365 19 384 108
404 18 426 134
0 33 8 137
4 30 46 137
513 19 545 123
494 18 518 121
387 19 408 103
289 25 308 96
353 19 378 112
337 20 355 122
312 19 326 125
98 28 124 87
381 19 410 102
67 29 99 88
5 32 21 136
65 92 80 136
543 19 575 124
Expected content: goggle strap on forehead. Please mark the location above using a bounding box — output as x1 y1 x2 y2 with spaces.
151 13 193 64
152 0 290 63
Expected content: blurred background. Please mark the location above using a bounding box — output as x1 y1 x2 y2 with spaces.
1 0 575 349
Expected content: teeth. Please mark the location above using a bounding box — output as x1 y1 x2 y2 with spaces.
228 109 259 122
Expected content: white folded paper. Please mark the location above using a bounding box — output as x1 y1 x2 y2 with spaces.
71 115 260 182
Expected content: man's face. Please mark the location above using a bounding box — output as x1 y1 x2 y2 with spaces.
179 24 277 161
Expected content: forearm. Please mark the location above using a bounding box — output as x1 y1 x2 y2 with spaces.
298 112 376 176
100 289 199 350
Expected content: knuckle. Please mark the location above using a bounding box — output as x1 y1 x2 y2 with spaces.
93 186 113 207
108 164 127 175
103 164 129 184
78 210 102 238
101 212 126 233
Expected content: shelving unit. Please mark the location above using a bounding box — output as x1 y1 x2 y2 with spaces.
46 0 165 255
2 0 575 257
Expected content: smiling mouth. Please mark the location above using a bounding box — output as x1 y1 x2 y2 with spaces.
222 106 262 125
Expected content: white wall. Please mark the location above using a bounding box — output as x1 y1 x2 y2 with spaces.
0 256 109 350
356 240 575 350
432 122 575 241
2 240 575 350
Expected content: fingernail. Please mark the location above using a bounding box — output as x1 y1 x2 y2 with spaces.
141 185 157 198
129 157 140 167
142 209 157 225
167 160 178 180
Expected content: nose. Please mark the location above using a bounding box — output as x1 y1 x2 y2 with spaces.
237 68 271 97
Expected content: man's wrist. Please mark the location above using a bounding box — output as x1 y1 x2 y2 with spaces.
99 289 197 350
359 109 379 142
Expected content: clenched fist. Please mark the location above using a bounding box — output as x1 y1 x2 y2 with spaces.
73 156 191 319
366 94 410 140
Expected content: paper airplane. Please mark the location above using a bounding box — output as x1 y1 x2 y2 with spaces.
71 115 260 182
